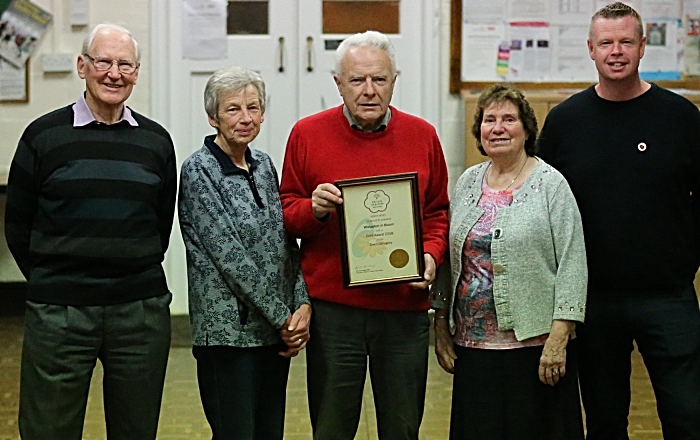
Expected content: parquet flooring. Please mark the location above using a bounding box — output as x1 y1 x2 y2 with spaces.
0 313 668 439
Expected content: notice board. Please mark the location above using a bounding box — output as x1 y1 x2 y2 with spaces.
450 0 700 93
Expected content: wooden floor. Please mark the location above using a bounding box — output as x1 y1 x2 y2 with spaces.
0 314 664 440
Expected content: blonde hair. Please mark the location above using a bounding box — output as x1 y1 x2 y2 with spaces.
590 2 644 40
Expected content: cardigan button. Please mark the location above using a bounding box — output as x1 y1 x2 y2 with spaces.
493 263 505 274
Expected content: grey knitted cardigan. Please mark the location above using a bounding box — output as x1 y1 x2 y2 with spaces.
430 158 587 341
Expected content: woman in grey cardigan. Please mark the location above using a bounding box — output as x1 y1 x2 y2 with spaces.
431 83 587 440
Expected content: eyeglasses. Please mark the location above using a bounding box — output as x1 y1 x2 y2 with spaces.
83 54 139 74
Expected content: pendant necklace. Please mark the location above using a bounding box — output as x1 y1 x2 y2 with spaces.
488 156 527 191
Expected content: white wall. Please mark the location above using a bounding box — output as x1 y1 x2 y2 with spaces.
438 0 466 194
0 1 153 169
0 0 468 311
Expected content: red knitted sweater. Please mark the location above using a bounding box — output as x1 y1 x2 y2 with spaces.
280 106 449 311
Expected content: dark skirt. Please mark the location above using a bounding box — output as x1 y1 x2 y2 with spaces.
449 340 584 440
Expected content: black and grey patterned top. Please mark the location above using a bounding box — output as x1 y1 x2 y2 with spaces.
5 104 176 306
178 135 309 347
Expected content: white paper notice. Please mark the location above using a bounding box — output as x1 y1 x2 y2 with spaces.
550 25 598 81
69 0 89 26
641 0 681 20
507 21 551 81
508 0 551 21
0 58 26 101
182 0 227 60
640 19 682 77
463 0 507 24
461 24 505 81
550 0 595 25
684 0 700 75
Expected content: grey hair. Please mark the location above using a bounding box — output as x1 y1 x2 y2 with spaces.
204 66 266 119
82 24 140 62
334 30 396 76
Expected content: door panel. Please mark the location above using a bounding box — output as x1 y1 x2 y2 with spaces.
157 0 425 314
297 0 421 119
168 0 297 169
168 0 422 166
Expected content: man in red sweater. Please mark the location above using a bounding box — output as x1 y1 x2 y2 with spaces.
280 30 449 439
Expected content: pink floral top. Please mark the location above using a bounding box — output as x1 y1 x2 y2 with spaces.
453 177 548 349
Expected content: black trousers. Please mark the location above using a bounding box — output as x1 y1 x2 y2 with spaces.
19 293 172 440
193 344 291 440
306 299 430 440
578 285 700 440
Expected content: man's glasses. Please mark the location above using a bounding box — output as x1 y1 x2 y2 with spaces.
83 54 139 75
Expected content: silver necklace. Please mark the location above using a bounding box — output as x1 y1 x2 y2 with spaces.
488 157 527 191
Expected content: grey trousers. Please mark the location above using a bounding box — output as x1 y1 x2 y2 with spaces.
18 293 172 440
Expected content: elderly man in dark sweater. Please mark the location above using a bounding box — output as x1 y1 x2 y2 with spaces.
5 24 176 440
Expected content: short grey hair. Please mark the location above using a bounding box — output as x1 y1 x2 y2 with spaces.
335 30 396 76
204 66 266 120
82 24 140 62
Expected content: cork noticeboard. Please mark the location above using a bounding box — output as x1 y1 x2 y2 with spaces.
450 0 700 93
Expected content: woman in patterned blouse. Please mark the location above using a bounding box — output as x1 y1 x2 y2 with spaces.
178 66 311 440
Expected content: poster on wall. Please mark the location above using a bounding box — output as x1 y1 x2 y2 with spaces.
459 0 694 83
0 57 25 100
0 0 51 68
182 0 227 59
640 18 684 79
685 0 700 74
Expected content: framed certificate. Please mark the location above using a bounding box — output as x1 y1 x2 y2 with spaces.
335 172 424 288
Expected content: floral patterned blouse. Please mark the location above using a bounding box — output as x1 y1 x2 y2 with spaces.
179 135 309 348
453 177 548 349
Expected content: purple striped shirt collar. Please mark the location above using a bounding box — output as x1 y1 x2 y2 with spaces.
72 94 138 127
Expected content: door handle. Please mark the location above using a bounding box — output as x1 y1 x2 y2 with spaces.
306 36 313 72
278 36 285 72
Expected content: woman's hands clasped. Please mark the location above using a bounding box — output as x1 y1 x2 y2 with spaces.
279 304 312 358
